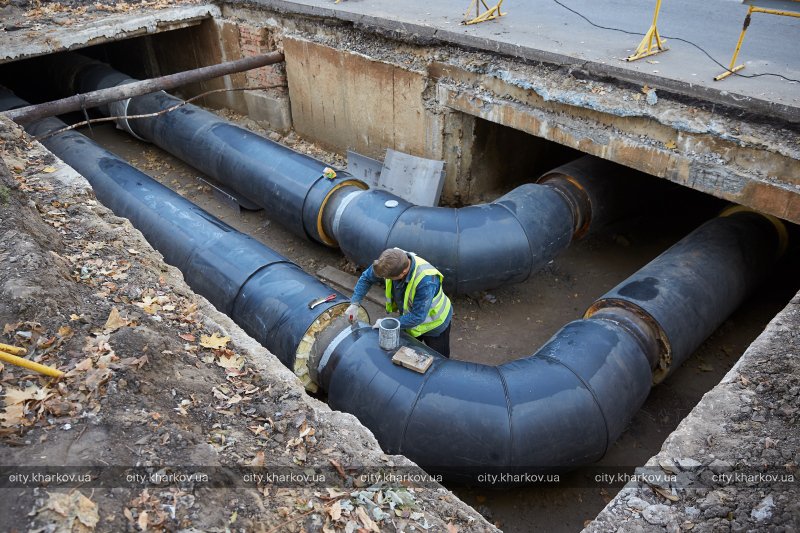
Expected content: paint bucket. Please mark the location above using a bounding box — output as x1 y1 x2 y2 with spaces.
378 318 400 350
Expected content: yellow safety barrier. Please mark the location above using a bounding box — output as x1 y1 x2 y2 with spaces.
0 345 64 378
463 0 506 25
627 0 668 61
715 0 800 80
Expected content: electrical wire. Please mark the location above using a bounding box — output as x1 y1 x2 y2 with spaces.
551 0 800 83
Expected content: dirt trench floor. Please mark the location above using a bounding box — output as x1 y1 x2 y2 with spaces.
76 111 800 532
0 118 495 532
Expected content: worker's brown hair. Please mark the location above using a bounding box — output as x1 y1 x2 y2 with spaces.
373 248 409 279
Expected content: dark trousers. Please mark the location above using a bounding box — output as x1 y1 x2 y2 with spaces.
420 322 451 359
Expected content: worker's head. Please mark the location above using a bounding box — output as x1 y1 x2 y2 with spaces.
373 248 411 280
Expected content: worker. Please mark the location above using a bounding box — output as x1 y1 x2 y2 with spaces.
345 248 453 358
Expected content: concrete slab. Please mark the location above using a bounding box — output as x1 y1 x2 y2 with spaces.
0 4 220 64
248 0 800 123
283 36 433 159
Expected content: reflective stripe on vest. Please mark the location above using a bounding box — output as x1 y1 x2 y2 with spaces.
385 255 452 337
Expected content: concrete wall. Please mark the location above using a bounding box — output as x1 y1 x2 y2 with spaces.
283 37 438 162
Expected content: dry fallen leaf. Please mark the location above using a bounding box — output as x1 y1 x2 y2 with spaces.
73 358 94 372
37 491 99 532
3 385 45 405
327 500 342 521
355 506 381 532
665 140 677 149
250 451 265 467
43 166 56 173
329 458 346 480
446 523 459 533
652 485 679 502
0 403 25 427
104 307 129 332
179 333 196 342
216 353 244 370
138 510 149 531
200 332 230 349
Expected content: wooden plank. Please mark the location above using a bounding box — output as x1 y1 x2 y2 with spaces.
317 266 384 305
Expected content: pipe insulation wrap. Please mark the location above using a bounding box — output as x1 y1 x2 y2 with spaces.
18 107 349 372
58 53 642 294
54 53 366 246
320 317 654 477
587 212 781 382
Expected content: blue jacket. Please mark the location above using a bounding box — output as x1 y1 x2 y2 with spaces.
351 256 452 336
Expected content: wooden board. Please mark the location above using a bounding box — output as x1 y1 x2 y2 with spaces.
391 346 433 374
316 266 384 305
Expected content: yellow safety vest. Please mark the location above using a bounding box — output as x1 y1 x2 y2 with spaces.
385 255 451 337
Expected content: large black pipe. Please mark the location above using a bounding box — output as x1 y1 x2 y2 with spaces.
56 53 641 294
319 213 782 478
0 88 349 384
2 88 784 480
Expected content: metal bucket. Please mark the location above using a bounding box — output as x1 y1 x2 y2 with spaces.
378 317 400 350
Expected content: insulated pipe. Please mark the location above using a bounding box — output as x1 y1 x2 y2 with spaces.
586 208 786 383
0 89 358 389
4 90 784 479
57 54 640 294
318 211 784 478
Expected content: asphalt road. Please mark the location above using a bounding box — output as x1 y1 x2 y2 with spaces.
257 0 800 116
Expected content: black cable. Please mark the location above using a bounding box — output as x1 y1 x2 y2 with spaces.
551 0 800 83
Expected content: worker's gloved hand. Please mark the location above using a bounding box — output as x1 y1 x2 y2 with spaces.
345 304 359 322
372 319 383 329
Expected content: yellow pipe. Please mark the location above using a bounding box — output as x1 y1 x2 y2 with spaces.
0 350 64 378
650 0 662 27
0 343 27 356
751 7 800 18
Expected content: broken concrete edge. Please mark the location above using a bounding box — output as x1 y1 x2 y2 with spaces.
0 4 221 64
0 115 496 531
583 290 800 532
244 0 800 125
